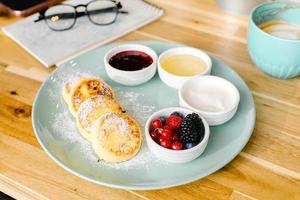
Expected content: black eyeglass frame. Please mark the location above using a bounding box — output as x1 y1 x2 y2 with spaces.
34 0 128 31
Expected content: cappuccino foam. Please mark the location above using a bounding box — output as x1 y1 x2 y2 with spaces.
259 20 300 40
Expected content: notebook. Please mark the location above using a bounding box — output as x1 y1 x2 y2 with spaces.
2 0 164 67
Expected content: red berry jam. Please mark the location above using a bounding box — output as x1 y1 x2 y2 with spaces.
109 51 153 71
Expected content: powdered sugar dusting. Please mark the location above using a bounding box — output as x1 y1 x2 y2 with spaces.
98 112 129 136
49 73 170 171
77 95 105 132
115 90 156 126
52 109 81 143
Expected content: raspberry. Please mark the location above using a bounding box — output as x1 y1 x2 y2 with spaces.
166 115 182 131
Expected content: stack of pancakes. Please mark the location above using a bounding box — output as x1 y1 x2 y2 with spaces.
62 76 142 163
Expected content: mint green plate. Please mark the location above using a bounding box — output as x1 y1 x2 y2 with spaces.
32 41 255 190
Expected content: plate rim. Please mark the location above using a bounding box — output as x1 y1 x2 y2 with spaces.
32 40 256 190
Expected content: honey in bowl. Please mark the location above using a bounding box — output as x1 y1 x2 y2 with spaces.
160 54 207 76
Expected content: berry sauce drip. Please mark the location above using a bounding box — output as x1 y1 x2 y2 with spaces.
109 51 153 71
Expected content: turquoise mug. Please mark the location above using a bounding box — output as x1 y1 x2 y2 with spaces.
248 2 300 79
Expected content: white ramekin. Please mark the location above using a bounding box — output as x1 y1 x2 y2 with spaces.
158 47 212 89
179 75 240 126
145 107 210 163
104 44 158 86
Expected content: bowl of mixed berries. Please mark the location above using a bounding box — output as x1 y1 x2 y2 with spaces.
145 107 210 163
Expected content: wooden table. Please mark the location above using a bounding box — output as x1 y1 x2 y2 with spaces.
1 0 300 199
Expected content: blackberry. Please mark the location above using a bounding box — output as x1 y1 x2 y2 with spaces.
179 113 205 144
179 116 199 143
189 113 205 141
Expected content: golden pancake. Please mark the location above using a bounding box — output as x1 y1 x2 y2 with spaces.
76 95 122 141
62 76 86 104
68 78 114 116
91 112 142 163
62 81 72 104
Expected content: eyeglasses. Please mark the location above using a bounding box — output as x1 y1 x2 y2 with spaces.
34 0 128 31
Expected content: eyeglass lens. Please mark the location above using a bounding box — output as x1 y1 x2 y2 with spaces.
44 0 118 31
45 5 76 31
87 1 118 25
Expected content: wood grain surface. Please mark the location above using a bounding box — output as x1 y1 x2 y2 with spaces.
1 0 300 199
